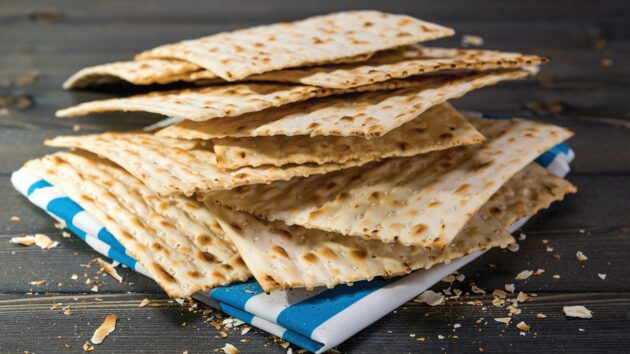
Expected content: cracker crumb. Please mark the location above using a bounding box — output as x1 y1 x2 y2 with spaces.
533 269 545 276
29 280 47 286
576 251 588 261
494 317 511 325
456 274 465 282
442 274 456 283
91 314 117 344
516 292 530 302
73 124 82 132
414 290 444 306
479 346 484 352
139 299 151 307
91 285 99 292
71 274 79 280
505 284 515 293
553 274 561 279
461 35 484 47
241 326 251 336
563 306 592 319
516 321 530 332
409 333 416 337
507 242 520 252
515 270 533 280
10 215 20 222
418 337 426 342
493 289 507 299
83 341 94 352
10 236 36 246
62 231 72 238
437 334 445 339
470 284 486 294
453 323 461 329
597 273 607 280
518 233 526 241
11 234 59 249
97 258 123 283
221 343 239 354
536 313 547 319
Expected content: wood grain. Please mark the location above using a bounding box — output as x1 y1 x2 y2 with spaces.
1 0 629 352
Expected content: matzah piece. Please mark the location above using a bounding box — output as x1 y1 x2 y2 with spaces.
250 46 548 88
212 103 485 169
44 133 362 196
62 59 216 89
157 68 534 139
56 78 423 121
24 151 250 298
136 11 454 81
203 118 573 249
207 163 575 292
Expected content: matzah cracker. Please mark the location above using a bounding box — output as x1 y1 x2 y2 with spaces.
24 151 250 298
62 59 216 89
212 103 485 169
56 78 424 121
44 133 363 196
203 118 573 249
136 11 454 81
250 46 548 89
157 68 534 139
207 163 575 292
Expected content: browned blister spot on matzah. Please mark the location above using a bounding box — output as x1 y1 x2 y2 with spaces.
24 151 250 297
204 118 573 249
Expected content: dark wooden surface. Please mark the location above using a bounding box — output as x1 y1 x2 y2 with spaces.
1 1 629 353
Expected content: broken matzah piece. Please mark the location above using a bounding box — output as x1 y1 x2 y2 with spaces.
211 103 485 169
24 151 250 297
206 163 575 292
203 117 573 249
135 11 454 81
157 68 534 139
250 46 548 89
44 133 363 196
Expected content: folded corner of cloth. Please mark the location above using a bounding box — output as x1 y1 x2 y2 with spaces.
10 115 575 353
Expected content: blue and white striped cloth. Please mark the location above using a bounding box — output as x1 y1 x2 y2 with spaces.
11 129 574 353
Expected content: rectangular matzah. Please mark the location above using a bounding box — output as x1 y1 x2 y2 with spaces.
157 68 534 139
207 163 575 292
24 151 251 298
212 103 485 169
135 11 454 81
203 117 573 249
45 133 364 196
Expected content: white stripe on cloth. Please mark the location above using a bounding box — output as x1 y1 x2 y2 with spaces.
245 287 328 325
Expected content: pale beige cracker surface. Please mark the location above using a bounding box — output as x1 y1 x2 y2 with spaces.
62 59 216 89
157 68 534 140
212 103 485 169
56 78 425 121
44 133 363 197
203 118 573 249
207 163 574 291
136 11 454 81
250 46 548 88
24 151 250 298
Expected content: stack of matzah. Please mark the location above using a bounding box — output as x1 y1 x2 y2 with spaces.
21 11 576 299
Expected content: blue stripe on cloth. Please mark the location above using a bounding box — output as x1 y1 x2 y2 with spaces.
27 180 52 196
97 227 126 252
210 280 263 309
535 149 556 167
105 242 139 270
276 278 389 337
46 198 85 236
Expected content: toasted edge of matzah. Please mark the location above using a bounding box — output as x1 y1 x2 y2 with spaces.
24 151 251 297
202 117 573 248
156 68 535 139
212 103 485 168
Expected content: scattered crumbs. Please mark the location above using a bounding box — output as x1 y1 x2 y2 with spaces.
29 280 47 286
516 321 530 332
563 306 593 319
545 245 554 252
479 346 484 352
505 284 515 293
414 290 445 306
494 317 511 325
62 231 72 238
442 274 456 283
54 222 65 229
598 273 607 280
536 313 547 319
139 299 151 308
492 297 504 307
461 35 484 47
10 235 36 246
83 341 94 352
576 251 588 262
409 333 416 337
437 334 445 340
493 289 507 299
507 242 520 252
10 234 59 249
241 326 251 336
97 258 123 283
456 274 465 282
579 229 585 234
470 284 486 294
515 270 533 280
518 233 527 241
10 215 20 222
453 323 461 329
553 274 561 279
542 239 549 244
71 274 79 280
533 269 545 276
553 253 561 260
73 124 82 132
91 314 117 344
90 285 99 292
418 337 426 342
516 292 530 303
507 305 521 315
221 343 239 354
579 328 586 332
220 331 228 338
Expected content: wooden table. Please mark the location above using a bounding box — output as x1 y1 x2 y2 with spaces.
1 1 629 352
